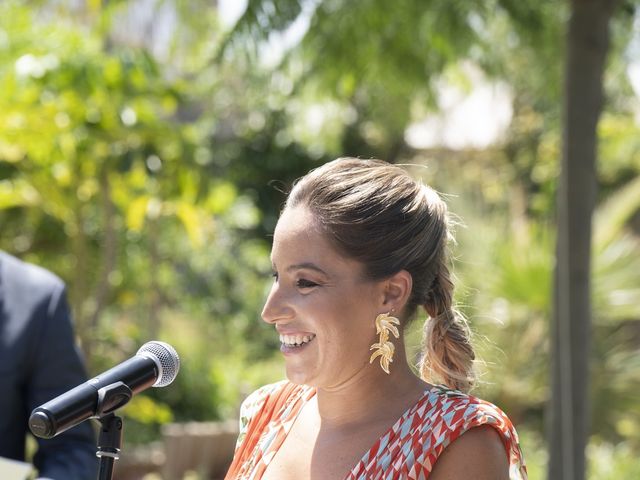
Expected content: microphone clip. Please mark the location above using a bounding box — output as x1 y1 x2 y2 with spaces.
94 383 131 479
95 381 133 418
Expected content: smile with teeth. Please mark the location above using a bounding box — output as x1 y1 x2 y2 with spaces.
280 333 316 347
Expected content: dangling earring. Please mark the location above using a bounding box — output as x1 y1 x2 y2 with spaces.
369 312 401 374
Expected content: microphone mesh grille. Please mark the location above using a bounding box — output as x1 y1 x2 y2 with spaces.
137 341 180 387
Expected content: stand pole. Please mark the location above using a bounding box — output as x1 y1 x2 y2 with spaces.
96 414 123 480
98 457 116 480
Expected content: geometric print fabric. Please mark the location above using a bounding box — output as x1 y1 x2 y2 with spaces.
227 381 527 479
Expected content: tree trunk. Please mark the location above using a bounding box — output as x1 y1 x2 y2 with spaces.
548 1 617 479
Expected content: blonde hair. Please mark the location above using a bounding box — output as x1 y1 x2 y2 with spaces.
286 157 476 392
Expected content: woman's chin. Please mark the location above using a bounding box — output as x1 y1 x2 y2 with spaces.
285 367 317 387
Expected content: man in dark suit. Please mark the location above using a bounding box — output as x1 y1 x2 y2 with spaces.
0 251 97 479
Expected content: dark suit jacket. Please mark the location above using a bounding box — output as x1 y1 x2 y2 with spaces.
0 251 97 479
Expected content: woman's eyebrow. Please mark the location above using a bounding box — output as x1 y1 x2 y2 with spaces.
286 262 328 276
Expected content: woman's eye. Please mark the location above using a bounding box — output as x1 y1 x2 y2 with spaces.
271 272 279 282
296 278 318 289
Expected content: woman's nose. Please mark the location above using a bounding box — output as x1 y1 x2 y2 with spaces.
261 283 294 324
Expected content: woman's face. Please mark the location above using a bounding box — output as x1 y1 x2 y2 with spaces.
262 206 387 388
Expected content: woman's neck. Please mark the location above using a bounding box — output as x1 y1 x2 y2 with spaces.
313 350 428 430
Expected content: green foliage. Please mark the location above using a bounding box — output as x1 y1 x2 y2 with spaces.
0 1 213 338
587 441 640 479
519 429 640 480
439 162 640 446
0 1 292 437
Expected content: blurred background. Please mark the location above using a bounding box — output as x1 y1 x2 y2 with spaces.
0 0 638 479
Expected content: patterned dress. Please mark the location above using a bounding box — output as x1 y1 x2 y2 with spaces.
225 381 528 480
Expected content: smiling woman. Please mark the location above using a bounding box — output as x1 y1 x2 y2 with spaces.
225 158 527 480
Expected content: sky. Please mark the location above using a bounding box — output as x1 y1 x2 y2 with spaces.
218 0 247 28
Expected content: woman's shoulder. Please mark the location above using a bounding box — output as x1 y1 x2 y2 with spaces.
428 425 512 479
425 384 517 432
414 384 527 478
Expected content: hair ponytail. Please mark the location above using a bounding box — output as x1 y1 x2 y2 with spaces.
420 257 476 392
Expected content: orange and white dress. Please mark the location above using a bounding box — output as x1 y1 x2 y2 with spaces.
225 381 528 480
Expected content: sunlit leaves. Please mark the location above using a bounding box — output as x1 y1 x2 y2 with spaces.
176 202 206 247
0 178 39 209
205 182 238 214
126 195 150 232
125 395 173 425
0 3 225 349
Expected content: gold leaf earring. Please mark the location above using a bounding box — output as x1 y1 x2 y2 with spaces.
369 312 401 374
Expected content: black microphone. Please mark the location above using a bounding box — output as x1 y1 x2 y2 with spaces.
29 341 180 439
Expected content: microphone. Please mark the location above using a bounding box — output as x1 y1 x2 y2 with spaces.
29 341 180 439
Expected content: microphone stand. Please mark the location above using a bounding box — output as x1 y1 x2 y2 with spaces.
97 414 123 480
94 382 133 480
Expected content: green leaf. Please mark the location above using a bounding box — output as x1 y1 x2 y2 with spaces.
176 201 204 247
0 178 40 209
205 182 237 214
594 175 640 249
126 196 149 232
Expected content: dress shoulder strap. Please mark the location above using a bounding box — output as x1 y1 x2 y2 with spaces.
225 381 300 479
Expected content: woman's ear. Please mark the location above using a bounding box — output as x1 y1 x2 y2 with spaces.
382 270 413 312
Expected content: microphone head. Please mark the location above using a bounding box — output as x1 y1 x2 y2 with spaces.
137 341 180 387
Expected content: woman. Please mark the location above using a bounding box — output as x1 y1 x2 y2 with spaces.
225 158 527 479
